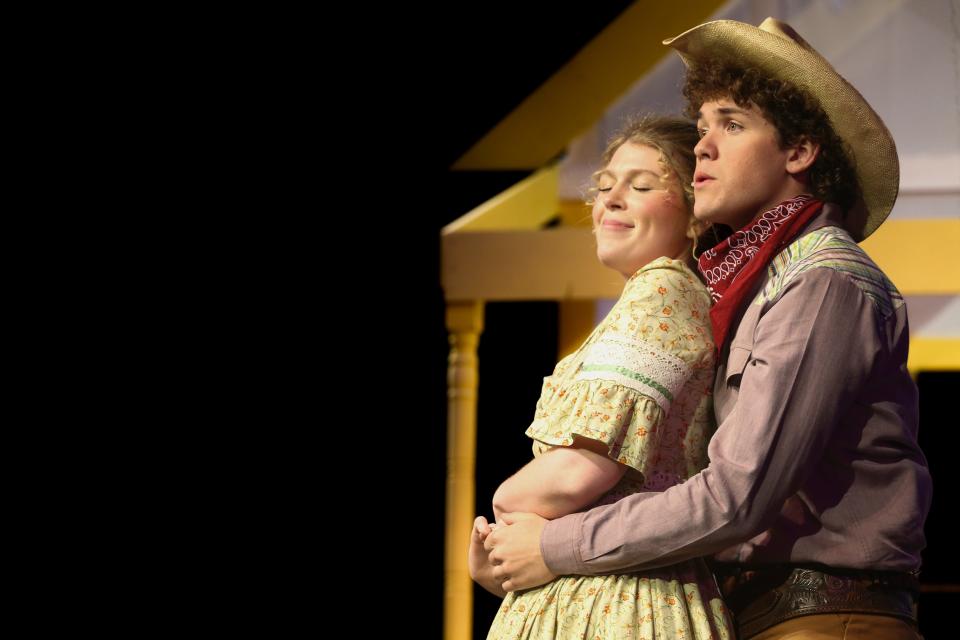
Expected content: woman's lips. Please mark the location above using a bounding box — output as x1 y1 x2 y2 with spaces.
602 220 633 229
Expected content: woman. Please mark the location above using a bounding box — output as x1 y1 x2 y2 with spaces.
468 115 733 639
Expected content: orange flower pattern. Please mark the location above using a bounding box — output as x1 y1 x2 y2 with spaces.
489 258 732 639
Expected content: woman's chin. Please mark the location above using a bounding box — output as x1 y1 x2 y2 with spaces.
596 252 617 272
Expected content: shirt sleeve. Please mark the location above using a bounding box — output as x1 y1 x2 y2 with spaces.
541 267 881 575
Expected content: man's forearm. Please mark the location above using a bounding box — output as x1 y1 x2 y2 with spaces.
542 272 881 576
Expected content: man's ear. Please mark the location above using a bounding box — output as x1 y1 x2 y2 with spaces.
785 136 820 176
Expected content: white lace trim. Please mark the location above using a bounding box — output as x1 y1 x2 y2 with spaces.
574 331 689 412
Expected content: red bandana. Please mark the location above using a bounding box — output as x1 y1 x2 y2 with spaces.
697 195 824 353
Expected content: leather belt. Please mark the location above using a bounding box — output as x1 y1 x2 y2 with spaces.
711 564 919 639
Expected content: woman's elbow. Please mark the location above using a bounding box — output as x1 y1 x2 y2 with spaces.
492 479 565 519
491 482 524 519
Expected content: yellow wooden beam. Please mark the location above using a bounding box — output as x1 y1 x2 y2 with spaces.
558 198 593 227
557 200 601 358
452 0 727 170
443 219 960 302
442 228 624 302
908 338 960 374
442 165 560 233
861 219 960 295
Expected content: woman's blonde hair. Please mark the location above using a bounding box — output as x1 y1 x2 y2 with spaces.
588 114 699 211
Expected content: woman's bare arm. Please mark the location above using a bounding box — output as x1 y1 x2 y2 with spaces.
492 436 627 522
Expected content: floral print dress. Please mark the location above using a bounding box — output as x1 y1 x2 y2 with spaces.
486 258 734 640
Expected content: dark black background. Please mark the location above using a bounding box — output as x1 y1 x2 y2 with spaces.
364 6 634 636
357 6 634 635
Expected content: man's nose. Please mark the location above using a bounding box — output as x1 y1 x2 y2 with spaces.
694 131 716 160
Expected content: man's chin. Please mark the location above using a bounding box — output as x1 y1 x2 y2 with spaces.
692 205 715 222
693 202 731 227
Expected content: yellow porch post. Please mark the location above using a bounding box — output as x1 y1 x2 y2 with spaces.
444 300 485 640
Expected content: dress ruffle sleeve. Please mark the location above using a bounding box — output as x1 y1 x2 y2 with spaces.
525 258 714 478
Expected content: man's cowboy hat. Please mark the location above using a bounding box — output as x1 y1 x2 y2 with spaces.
663 18 897 241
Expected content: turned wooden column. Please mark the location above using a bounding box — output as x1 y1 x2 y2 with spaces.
444 300 484 640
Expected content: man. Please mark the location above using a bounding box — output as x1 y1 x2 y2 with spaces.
483 18 931 639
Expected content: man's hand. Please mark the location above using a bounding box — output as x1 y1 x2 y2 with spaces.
484 512 557 591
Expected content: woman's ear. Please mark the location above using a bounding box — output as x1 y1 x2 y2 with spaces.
786 136 821 176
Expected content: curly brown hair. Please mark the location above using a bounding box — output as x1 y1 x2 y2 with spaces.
682 60 860 211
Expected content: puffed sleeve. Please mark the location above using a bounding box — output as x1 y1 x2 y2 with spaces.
525 258 714 478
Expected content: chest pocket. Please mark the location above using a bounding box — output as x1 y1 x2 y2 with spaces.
725 344 752 388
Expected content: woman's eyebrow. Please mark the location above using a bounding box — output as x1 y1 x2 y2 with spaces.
595 168 661 180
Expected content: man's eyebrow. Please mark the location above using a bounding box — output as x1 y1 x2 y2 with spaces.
696 106 752 119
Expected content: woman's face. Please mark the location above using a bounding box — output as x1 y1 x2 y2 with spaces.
591 143 691 279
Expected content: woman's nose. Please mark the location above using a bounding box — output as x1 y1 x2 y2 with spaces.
602 185 625 210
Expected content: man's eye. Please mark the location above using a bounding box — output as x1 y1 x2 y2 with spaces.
697 128 708 138
726 122 743 132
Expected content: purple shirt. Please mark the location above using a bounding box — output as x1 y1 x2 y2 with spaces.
541 205 932 574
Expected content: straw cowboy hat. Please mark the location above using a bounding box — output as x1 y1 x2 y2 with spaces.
663 17 898 241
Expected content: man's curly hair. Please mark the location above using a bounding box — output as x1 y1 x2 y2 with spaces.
682 60 861 211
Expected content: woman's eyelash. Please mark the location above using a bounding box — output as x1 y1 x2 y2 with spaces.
597 186 651 192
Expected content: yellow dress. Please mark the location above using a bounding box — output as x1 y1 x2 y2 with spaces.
487 257 734 640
